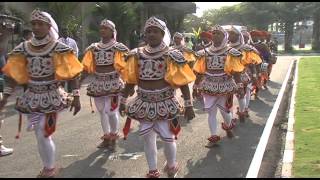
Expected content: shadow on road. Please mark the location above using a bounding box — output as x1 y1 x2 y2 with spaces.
116 123 165 155
183 118 263 178
58 149 115 178
267 80 281 90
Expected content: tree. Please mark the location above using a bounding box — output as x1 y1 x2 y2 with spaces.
88 2 139 47
305 2 320 51
312 5 320 51
202 6 242 26
238 2 277 30
136 2 195 37
200 3 277 30
183 14 209 33
34 2 83 38
274 2 308 52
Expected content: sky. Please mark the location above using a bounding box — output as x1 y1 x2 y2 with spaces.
194 2 241 17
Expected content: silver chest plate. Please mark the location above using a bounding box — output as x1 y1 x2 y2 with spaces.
93 49 114 66
26 54 55 78
138 57 166 80
206 55 226 70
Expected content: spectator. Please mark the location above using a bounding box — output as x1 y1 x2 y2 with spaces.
58 27 79 58
185 37 193 49
0 15 14 157
58 27 80 93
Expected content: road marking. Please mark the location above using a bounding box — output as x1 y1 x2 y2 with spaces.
108 152 143 161
62 154 79 157
246 60 295 178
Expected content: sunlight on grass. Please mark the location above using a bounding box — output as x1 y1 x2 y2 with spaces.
293 57 320 177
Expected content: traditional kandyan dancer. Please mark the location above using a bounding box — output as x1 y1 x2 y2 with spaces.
225 26 262 122
119 17 196 178
194 31 213 51
81 19 129 151
240 27 262 116
250 30 272 92
171 32 197 68
193 25 244 148
0 9 83 177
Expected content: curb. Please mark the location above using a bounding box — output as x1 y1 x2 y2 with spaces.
246 59 296 178
281 58 299 178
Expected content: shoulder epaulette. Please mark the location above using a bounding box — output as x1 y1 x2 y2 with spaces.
9 42 25 55
228 48 242 57
54 41 73 53
113 42 129 52
167 49 186 65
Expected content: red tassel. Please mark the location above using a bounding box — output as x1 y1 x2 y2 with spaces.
122 117 132 140
89 97 94 113
110 96 118 111
251 85 256 94
15 113 22 139
225 94 233 110
44 113 57 138
169 118 181 140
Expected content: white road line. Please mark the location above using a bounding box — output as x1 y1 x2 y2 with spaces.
246 60 295 178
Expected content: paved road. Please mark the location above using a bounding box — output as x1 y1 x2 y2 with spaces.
0 56 295 178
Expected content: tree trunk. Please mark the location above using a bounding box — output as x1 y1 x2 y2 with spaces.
140 5 145 34
284 21 294 52
176 13 185 32
312 12 320 51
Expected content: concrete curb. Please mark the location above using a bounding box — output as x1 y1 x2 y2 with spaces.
281 58 299 178
246 60 296 178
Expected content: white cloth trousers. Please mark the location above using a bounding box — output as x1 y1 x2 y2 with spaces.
27 113 56 169
203 94 233 136
245 83 253 109
94 96 120 135
140 120 177 171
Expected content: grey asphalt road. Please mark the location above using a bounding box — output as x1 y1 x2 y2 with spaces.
0 56 295 178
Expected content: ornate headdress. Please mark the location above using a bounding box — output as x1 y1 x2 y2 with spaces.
223 25 244 48
210 25 229 50
100 19 117 40
241 27 253 44
173 32 183 39
200 31 213 40
144 16 171 46
173 32 185 47
30 9 58 40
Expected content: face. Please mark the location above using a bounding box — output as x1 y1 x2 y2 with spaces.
212 30 225 45
174 36 182 45
99 26 113 39
145 26 164 47
31 20 51 38
228 31 239 43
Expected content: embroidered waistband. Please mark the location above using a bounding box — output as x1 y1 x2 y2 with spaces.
137 87 174 102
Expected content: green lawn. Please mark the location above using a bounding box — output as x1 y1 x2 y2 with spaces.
293 57 320 177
